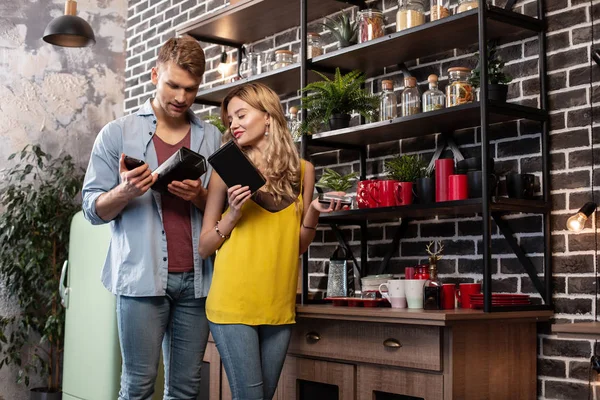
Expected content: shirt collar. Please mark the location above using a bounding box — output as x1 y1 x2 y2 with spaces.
136 98 202 127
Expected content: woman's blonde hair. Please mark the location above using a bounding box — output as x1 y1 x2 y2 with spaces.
221 83 301 205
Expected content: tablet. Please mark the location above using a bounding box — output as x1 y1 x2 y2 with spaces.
152 147 207 195
207 140 266 193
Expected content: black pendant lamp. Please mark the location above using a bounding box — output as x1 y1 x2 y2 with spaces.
43 0 95 47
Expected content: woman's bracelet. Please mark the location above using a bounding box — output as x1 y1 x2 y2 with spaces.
214 220 230 239
302 222 317 231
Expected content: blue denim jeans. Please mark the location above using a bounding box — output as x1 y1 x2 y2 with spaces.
209 322 292 400
117 272 209 400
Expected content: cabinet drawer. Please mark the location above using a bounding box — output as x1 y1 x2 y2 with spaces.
358 364 443 400
288 318 441 371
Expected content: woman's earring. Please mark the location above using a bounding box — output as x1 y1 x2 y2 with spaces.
265 124 269 136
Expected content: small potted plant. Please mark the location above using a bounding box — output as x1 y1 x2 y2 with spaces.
469 43 511 102
202 114 227 133
300 68 379 133
315 168 358 206
320 11 358 49
384 155 426 206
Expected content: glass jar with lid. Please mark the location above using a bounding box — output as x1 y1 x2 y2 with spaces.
240 50 261 78
396 0 425 32
430 0 450 21
358 9 385 43
401 76 421 117
422 74 445 112
380 80 398 121
307 32 323 59
446 67 474 107
272 50 294 70
456 0 479 13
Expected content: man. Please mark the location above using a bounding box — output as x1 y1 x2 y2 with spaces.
82 35 221 399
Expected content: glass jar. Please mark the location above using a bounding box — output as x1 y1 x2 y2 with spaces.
272 50 294 70
401 76 421 117
380 80 398 121
307 32 323 59
396 0 425 32
288 106 301 140
422 74 445 112
430 0 450 21
358 9 385 43
456 0 479 13
240 51 261 78
446 67 474 107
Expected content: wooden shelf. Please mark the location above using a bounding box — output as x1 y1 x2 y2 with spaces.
177 0 356 47
552 322 600 339
309 102 547 147
195 65 324 106
318 198 550 223
311 7 542 77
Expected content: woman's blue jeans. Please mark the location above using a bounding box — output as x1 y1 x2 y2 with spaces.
209 322 293 400
117 272 209 400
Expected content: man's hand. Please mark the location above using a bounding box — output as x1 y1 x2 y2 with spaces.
168 178 206 203
118 154 157 200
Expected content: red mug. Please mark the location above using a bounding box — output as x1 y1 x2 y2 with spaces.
372 180 397 207
448 174 468 201
455 283 482 309
404 267 415 279
357 179 379 208
435 159 454 202
441 283 456 309
395 182 414 205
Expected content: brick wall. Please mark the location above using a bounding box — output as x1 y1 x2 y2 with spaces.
124 0 599 397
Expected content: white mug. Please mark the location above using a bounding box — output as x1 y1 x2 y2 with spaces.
379 279 407 308
404 279 426 309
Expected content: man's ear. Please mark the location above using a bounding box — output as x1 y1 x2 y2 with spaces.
151 65 159 85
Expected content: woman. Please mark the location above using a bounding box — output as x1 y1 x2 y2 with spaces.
199 82 345 400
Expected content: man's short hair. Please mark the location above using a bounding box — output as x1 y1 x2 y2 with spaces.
157 35 205 78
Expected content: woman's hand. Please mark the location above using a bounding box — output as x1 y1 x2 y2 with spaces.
227 184 252 221
310 191 349 214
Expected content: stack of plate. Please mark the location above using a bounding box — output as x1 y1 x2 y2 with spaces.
469 293 530 309
360 274 394 292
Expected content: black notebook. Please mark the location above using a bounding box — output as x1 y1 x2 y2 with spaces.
152 147 207 195
207 140 266 193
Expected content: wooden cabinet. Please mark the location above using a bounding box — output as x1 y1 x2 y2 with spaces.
282 306 552 400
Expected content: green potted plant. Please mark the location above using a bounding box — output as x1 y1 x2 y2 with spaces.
315 168 358 192
384 155 427 205
469 43 512 102
300 68 380 133
202 114 227 133
320 11 358 49
0 144 84 399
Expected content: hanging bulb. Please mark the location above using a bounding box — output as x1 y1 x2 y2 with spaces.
567 202 597 232
217 51 229 76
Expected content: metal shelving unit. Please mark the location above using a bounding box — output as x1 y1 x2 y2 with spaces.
176 0 552 313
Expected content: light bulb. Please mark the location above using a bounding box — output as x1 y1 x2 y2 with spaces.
566 202 597 232
217 51 229 76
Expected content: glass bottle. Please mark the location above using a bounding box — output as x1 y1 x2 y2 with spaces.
456 0 479 13
396 0 425 32
240 49 261 78
307 32 323 58
288 106 301 141
430 0 450 21
422 74 445 112
401 76 421 117
380 79 398 121
357 9 385 43
446 67 474 107
423 262 442 310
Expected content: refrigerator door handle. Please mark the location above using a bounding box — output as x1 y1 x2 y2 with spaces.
60 260 70 308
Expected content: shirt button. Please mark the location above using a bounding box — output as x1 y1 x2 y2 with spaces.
153 120 157 124
162 231 165 235
163 257 167 261
148 132 152 135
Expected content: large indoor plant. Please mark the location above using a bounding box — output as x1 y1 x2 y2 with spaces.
0 144 84 399
300 68 380 133
469 43 512 102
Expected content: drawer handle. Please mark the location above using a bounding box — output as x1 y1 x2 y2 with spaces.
383 338 402 349
306 332 321 342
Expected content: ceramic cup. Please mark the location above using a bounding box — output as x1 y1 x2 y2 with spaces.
404 279 426 309
378 279 406 308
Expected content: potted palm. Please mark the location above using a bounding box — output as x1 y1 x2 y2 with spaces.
384 155 426 205
0 144 84 400
469 44 512 102
300 68 380 133
321 11 358 49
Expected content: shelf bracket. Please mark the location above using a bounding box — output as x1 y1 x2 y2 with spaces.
374 218 412 275
504 0 518 11
425 132 466 175
492 213 547 302
397 63 412 80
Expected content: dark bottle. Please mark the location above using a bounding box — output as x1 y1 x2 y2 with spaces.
423 262 442 310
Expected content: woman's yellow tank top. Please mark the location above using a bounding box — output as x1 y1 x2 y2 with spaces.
206 161 305 325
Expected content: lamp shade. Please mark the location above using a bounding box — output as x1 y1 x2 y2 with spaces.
43 15 95 47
